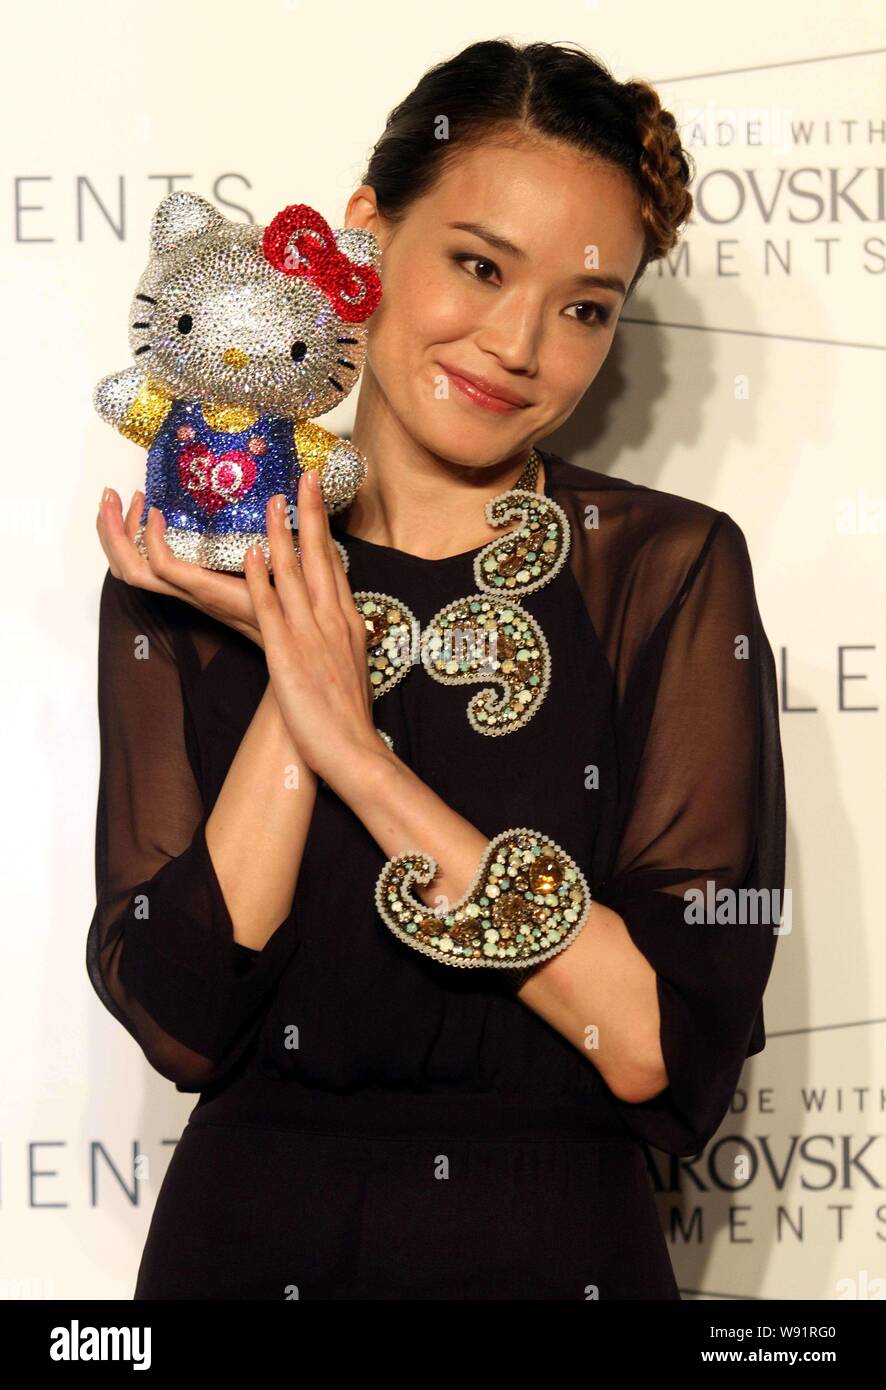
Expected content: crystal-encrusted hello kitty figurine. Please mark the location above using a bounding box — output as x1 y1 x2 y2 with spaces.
93 190 382 571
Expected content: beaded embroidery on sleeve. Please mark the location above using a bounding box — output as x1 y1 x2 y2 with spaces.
374 827 591 972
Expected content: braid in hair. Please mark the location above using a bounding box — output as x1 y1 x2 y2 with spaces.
622 79 695 277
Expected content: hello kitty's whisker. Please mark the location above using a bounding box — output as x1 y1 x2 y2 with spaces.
136 294 157 304
335 358 355 370
134 344 152 355
327 376 345 392
132 321 152 329
336 336 358 344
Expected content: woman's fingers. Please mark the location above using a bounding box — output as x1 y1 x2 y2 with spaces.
293 470 340 614
327 530 359 626
95 488 128 576
299 472 372 682
140 505 197 587
95 493 122 577
295 471 362 665
140 505 238 608
261 476 369 700
327 527 374 688
123 489 144 542
140 505 270 639
265 489 321 641
97 489 253 630
97 489 180 596
243 537 298 656
140 506 237 605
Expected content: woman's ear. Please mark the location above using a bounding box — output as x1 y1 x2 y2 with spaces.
344 185 389 250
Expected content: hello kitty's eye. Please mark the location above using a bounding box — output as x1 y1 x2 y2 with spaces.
290 341 307 364
177 313 193 334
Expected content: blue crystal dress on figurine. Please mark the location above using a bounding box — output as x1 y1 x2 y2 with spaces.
142 401 300 546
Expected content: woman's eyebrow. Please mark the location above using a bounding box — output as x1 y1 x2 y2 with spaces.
446 221 626 296
447 220 527 258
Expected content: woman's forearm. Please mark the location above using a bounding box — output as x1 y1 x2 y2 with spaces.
329 745 490 906
205 684 318 950
325 745 667 1105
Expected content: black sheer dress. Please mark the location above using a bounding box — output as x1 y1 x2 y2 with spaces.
86 448 786 1299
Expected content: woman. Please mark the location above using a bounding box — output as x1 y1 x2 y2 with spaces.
88 39 786 1299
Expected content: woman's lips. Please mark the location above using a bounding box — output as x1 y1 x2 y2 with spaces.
443 367 528 414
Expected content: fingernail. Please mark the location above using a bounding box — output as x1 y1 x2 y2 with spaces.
273 495 285 515
307 470 318 490
101 488 111 506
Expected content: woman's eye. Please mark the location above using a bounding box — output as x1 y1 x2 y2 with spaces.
453 253 501 285
565 302 611 328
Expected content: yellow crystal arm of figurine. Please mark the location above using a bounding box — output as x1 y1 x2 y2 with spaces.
119 378 174 448
293 418 338 472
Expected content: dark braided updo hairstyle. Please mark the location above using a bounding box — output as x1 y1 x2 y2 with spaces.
359 38 695 297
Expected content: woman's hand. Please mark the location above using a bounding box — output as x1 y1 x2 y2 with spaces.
96 487 266 649
243 469 383 789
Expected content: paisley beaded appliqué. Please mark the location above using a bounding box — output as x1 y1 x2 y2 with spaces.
352 591 420 698
472 489 571 597
374 826 591 970
421 489 570 736
420 598 550 736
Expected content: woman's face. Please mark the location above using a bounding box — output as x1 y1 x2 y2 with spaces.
345 135 647 468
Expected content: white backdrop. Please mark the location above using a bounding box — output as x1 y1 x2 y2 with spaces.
1 0 883 1300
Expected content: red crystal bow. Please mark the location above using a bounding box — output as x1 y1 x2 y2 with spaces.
262 203 382 324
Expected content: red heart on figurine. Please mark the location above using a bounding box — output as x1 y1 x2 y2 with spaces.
177 444 258 516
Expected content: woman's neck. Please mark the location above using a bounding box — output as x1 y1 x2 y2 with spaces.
342 376 544 561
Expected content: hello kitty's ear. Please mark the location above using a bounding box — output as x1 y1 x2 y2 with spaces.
334 226 382 273
149 191 226 255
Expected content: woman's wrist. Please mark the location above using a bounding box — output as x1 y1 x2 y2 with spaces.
322 731 402 809
258 683 318 781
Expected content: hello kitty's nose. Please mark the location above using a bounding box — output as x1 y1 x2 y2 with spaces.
223 348 249 369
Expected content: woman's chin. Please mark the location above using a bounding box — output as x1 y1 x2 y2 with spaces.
407 406 531 468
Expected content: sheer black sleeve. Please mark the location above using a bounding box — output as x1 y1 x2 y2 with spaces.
85 570 301 1091
592 509 786 1156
